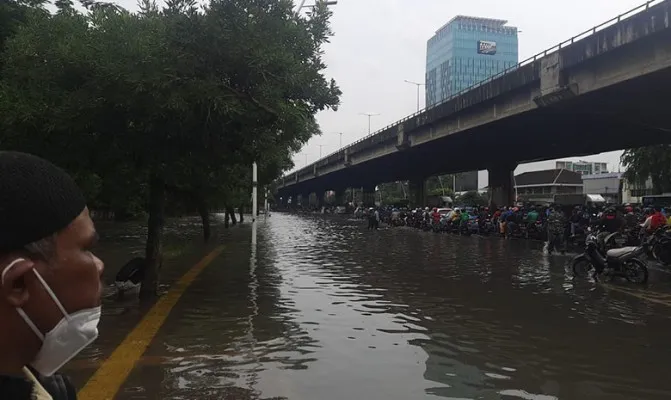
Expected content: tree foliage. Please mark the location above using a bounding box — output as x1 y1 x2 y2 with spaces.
455 191 488 207
0 0 340 295
621 146 671 194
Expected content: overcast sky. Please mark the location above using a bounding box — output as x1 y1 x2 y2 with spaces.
113 0 649 186
287 0 649 187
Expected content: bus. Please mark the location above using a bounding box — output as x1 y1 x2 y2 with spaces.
642 194 671 208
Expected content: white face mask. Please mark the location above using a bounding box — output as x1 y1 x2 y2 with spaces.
2 258 101 376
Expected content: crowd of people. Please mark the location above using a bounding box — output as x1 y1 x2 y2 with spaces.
356 203 671 255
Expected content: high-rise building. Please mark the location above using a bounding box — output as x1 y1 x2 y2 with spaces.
556 160 609 176
425 16 519 107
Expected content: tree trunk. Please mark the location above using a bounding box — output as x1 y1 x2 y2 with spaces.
140 175 166 298
238 204 244 223
227 206 237 225
224 206 230 228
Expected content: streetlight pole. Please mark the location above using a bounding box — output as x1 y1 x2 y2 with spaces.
325 132 344 149
252 162 258 223
359 112 380 135
297 0 338 13
404 80 425 112
304 153 310 166
318 144 325 159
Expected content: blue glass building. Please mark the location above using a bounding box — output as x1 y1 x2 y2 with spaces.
425 16 519 107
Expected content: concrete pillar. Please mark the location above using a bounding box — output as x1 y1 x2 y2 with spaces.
488 162 518 210
334 189 346 206
315 190 324 209
300 193 309 207
353 187 363 207
409 177 426 208
363 185 377 207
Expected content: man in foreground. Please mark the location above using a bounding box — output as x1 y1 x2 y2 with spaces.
0 152 104 400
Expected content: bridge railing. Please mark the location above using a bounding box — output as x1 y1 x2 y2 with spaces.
284 0 664 185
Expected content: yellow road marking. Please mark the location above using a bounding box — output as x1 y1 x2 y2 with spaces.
78 245 226 400
601 283 671 307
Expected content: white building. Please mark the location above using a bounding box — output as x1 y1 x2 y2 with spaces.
556 160 609 176
581 173 622 203
581 173 658 204
622 177 655 204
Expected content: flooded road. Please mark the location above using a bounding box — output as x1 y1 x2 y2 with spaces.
72 213 671 399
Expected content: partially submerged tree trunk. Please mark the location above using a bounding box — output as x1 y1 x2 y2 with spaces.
226 206 237 225
141 175 166 298
238 204 244 223
196 194 211 242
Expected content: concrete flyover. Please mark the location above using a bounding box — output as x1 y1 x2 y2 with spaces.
277 0 671 208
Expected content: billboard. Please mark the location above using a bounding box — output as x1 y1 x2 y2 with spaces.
477 40 497 55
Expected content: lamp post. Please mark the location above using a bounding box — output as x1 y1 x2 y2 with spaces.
318 144 326 159
297 0 337 13
404 80 425 112
252 162 258 223
325 132 344 149
359 112 380 135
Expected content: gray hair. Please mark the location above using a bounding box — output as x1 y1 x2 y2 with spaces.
24 234 57 261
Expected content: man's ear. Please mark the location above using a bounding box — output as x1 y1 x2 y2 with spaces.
1 258 36 307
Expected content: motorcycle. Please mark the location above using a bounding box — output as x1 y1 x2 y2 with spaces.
572 229 648 284
645 227 671 266
525 220 546 240
601 231 628 251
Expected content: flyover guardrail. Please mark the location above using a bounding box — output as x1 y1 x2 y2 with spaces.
282 0 665 185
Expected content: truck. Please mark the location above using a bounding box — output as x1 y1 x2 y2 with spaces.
553 193 606 206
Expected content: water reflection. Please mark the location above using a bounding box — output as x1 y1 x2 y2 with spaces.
79 213 671 399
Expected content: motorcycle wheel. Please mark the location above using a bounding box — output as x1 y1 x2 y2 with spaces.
623 258 648 284
572 255 595 278
652 243 663 262
652 243 671 266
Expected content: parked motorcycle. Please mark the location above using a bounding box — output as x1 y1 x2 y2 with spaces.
645 227 671 266
572 229 648 284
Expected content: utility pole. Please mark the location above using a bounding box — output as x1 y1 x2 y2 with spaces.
359 112 380 135
337 132 343 149
404 80 425 112
318 144 325 159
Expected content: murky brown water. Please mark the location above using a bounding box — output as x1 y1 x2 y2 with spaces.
70 213 671 399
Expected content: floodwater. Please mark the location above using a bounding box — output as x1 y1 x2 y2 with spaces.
70 213 671 399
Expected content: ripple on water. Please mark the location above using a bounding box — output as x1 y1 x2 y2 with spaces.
85 214 671 400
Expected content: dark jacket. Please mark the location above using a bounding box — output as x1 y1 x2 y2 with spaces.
0 368 77 400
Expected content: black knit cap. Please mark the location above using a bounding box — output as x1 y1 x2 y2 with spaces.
0 152 86 252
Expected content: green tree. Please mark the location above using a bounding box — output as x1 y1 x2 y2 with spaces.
621 146 671 194
0 0 340 296
426 175 455 195
456 191 488 207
